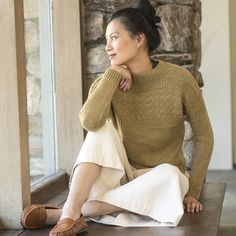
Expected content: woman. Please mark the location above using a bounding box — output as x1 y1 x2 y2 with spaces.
21 0 214 235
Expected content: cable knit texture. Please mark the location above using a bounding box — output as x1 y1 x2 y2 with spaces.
79 60 214 200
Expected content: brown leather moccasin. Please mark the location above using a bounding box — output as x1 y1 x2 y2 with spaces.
49 216 88 236
21 204 59 229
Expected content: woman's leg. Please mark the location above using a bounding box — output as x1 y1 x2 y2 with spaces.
81 200 127 218
44 200 126 225
43 162 100 224
60 162 101 220
44 161 127 224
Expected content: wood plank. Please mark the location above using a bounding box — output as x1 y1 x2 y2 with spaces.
16 226 54 236
0 230 23 236
18 183 225 236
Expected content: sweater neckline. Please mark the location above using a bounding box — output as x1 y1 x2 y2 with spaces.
132 60 167 83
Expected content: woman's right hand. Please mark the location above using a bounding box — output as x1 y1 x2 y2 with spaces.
183 196 203 213
111 65 132 92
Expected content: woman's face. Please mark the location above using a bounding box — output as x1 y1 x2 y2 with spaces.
105 19 141 66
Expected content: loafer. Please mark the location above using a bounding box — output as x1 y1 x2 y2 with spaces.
49 216 88 236
21 204 59 229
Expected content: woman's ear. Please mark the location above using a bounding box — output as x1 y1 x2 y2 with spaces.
136 33 145 48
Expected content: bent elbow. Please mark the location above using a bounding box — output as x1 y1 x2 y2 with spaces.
80 117 98 132
79 114 104 132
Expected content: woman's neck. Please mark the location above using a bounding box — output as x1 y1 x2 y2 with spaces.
125 54 153 75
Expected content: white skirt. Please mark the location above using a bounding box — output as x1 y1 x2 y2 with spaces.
71 121 189 227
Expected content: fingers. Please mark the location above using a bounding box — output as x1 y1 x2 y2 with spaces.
120 79 127 90
186 202 191 213
185 201 203 213
184 196 203 213
120 78 126 88
191 202 196 213
195 202 203 212
120 78 132 91
199 203 203 211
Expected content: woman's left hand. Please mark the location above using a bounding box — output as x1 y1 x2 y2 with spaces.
119 77 132 92
183 196 203 213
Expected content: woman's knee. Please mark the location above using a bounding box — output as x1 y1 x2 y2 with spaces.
153 163 181 179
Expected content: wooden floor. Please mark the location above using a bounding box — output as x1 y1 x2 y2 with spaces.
0 183 225 236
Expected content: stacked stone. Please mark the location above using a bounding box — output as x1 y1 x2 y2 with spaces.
83 0 202 169
24 0 44 180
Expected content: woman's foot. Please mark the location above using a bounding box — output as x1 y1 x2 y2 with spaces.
21 205 60 229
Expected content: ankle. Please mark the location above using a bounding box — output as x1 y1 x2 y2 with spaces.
61 204 82 221
45 209 62 225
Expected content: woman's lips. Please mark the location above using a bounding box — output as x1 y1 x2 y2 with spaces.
108 54 116 60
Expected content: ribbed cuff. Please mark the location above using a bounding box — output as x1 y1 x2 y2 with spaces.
103 68 123 84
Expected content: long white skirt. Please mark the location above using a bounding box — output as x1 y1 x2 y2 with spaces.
71 121 189 227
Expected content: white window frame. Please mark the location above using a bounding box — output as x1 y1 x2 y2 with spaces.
38 0 57 178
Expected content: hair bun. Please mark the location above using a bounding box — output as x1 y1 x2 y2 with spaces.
136 0 160 26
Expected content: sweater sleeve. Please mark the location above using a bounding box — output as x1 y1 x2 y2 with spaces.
79 68 122 131
182 73 214 200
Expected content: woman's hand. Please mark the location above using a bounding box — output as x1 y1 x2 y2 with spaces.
183 196 203 213
111 65 132 92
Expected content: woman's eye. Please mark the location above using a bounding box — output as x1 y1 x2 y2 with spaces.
111 36 117 40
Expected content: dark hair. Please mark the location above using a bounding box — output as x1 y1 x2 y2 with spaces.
108 0 161 53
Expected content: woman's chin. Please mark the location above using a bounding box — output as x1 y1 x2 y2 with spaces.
110 59 126 66
110 61 119 66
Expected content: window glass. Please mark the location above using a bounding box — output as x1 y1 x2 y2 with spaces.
24 0 56 185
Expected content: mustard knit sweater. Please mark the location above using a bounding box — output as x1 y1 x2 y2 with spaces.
79 60 214 200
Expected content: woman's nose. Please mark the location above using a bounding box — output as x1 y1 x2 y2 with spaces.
105 41 112 52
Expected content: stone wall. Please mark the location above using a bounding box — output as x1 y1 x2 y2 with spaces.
24 0 44 179
82 0 202 169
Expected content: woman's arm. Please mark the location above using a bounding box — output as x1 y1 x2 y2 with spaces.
79 66 132 131
182 72 214 210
